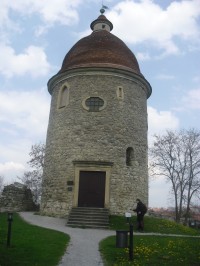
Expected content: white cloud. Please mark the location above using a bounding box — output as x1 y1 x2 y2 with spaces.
108 0 200 56
0 162 25 184
149 177 172 207
0 44 51 78
0 0 81 30
136 52 150 61
148 106 179 137
0 89 50 183
0 89 50 138
0 139 32 163
182 88 200 110
0 162 25 172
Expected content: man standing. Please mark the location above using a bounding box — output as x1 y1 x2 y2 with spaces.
133 199 147 231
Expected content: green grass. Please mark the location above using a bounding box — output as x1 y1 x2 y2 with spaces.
109 215 200 235
100 235 200 266
100 215 200 265
0 213 70 266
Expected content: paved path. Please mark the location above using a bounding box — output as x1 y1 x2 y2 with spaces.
19 212 115 266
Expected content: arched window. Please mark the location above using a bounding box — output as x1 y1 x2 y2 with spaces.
126 147 134 166
58 85 69 109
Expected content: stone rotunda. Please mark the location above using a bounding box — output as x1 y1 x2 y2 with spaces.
40 10 152 217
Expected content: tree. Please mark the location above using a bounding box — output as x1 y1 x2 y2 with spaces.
28 143 45 170
18 143 45 204
149 129 200 223
183 130 200 222
19 170 42 204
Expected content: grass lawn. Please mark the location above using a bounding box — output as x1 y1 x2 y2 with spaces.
100 235 200 266
109 215 200 235
99 215 200 266
0 213 70 266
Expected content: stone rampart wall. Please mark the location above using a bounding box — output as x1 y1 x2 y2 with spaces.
0 183 36 212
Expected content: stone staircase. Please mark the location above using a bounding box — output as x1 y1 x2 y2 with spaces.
67 207 109 229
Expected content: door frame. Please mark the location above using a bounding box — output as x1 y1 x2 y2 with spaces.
73 161 113 208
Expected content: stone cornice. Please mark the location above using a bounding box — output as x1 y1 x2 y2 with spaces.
47 67 152 99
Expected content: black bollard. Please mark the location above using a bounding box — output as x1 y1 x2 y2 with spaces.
129 223 133 260
7 213 13 247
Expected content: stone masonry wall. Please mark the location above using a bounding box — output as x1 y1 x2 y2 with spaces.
41 68 150 217
0 183 36 212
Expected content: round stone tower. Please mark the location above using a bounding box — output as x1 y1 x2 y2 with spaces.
40 11 152 217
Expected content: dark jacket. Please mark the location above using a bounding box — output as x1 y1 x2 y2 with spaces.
134 201 147 215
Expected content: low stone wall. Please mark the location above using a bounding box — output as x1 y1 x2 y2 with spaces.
0 183 36 212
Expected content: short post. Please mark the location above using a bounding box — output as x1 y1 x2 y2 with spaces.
7 212 13 247
129 223 133 260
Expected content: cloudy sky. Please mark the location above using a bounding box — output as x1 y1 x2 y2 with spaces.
0 0 200 207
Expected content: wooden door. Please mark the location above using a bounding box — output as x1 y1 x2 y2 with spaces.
78 171 106 207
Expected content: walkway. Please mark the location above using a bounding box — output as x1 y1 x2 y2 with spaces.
20 212 115 266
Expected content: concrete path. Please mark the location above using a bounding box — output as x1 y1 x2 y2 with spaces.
19 212 115 266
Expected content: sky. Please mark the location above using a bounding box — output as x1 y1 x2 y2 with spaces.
0 0 200 208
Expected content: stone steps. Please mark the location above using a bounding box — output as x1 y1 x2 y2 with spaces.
67 207 109 229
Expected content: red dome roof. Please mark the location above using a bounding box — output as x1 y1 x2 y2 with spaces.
58 15 141 75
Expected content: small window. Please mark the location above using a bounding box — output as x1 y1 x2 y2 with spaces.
102 24 106 29
117 87 124 100
85 97 104 112
58 85 69 109
126 147 134 166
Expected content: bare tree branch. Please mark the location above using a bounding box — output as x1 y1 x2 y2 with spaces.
149 128 200 223
18 143 45 204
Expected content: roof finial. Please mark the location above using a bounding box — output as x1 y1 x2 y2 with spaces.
100 1 109 15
